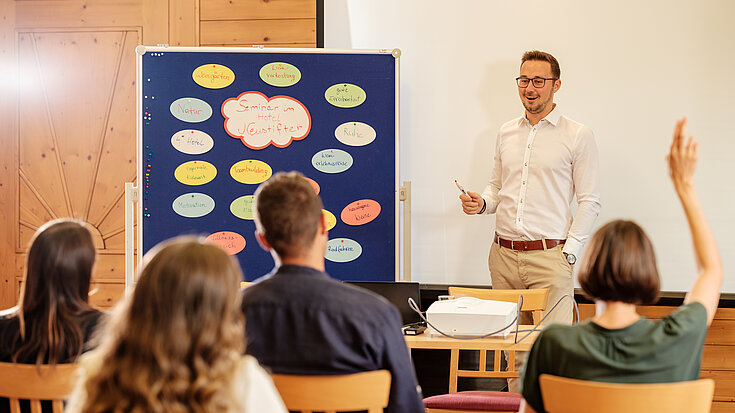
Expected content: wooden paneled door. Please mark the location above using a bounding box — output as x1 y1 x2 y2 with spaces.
0 0 319 310
15 28 139 308
0 0 170 310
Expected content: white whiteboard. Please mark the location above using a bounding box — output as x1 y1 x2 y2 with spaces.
325 0 735 293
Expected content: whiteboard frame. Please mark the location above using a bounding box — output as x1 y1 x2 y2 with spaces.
128 45 401 289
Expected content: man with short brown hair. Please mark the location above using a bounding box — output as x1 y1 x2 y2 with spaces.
242 171 425 413
461 50 600 324
460 51 601 390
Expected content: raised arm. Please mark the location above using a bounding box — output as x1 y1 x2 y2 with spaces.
670 118 722 324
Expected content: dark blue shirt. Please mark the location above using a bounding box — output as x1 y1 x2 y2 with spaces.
241 265 424 413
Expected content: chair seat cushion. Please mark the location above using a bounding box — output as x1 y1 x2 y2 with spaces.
423 391 522 411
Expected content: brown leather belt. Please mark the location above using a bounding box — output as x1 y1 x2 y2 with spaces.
494 233 565 251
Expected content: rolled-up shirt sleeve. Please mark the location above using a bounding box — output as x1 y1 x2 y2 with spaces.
563 125 601 257
481 131 503 214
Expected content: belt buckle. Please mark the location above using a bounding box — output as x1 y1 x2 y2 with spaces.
513 240 528 251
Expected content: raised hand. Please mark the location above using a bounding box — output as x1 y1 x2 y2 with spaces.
667 117 699 194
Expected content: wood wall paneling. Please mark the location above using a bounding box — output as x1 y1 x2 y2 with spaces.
199 19 316 46
711 402 734 413
201 43 317 48
86 31 138 229
169 0 198 46
88 280 125 308
0 0 17 309
15 1 147 29
701 371 735 403
17 32 71 226
201 0 317 20
3 0 169 310
16 277 124 310
702 345 735 371
34 31 125 217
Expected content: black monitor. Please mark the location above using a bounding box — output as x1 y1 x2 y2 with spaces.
345 281 422 326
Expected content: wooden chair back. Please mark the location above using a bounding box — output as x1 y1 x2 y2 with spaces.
270 370 391 413
442 287 548 393
0 362 79 413
540 374 715 413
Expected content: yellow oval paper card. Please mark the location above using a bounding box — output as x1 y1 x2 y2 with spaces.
230 195 255 220
260 62 301 87
325 83 366 108
323 209 337 231
230 160 273 184
192 64 235 89
174 161 217 185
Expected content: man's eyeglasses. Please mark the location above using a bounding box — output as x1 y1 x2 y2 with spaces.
516 77 556 88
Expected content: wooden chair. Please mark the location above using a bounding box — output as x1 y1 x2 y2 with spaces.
539 374 715 413
0 362 79 413
422 288 548 413
270 370 391 413
444 287 548 393
424 390 522 413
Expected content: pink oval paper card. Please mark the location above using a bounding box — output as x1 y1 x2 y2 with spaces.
206 231 246 255
303 177 320 195
340 199 381 226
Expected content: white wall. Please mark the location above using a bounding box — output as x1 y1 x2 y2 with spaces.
325 0 735 293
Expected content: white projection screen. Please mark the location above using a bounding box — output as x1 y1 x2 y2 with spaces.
325 0 735 294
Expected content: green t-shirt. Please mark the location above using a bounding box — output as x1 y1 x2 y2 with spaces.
521 302 708 413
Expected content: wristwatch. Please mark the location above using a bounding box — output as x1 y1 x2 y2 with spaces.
564 253 576 265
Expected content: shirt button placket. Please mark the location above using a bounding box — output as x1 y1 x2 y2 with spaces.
517 128 535 229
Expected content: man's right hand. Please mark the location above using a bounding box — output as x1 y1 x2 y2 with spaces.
460 191 485 215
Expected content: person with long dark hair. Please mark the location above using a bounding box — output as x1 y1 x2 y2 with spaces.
0 219 104 412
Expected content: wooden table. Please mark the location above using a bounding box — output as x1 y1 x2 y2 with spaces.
405 326 541 393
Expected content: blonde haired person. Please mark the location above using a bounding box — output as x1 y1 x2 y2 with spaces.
67 237 286 413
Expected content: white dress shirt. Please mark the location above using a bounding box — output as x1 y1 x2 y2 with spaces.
480 106 601 257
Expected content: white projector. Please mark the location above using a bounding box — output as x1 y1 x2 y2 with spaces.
426 297 518 337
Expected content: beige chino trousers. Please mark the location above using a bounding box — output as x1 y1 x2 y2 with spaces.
488 242 574 392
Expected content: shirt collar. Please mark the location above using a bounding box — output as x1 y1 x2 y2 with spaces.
520 104 562 127
253 264 330 283
276 264 330 278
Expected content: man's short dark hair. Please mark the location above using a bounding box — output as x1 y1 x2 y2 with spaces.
577 220 661 305
253 171 323 258
521 50 561 79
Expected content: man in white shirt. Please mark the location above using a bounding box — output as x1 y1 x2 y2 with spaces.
460 50 601 327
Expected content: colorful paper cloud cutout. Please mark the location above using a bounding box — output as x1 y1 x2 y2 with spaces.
221 91 311 150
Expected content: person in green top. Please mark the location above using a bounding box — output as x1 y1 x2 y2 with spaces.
519 118 723 413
